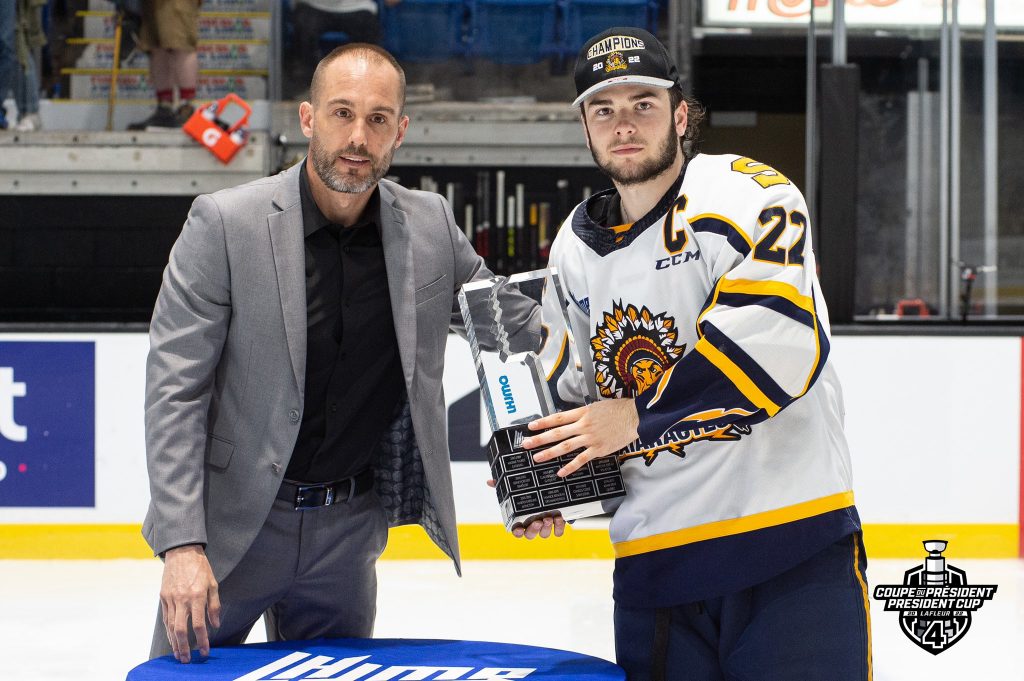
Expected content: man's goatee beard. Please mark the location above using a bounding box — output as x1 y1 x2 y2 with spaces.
310 136 395 194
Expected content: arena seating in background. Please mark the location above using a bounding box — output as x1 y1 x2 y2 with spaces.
561 0 655 54
470 0 559 63
323 0 660 64
318 30 352 56
381 0 466 62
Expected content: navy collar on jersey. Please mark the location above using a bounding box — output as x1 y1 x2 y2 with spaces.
572 159 688 256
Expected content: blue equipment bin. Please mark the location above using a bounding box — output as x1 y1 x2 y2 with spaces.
563 0 654 55
472 0 558 63
382 0 465 62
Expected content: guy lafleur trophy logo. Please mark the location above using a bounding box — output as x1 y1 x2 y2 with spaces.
872 540 997 654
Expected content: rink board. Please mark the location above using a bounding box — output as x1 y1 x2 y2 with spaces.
0 332 1020 559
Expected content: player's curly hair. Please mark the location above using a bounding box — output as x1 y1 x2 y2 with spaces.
668 87 705 161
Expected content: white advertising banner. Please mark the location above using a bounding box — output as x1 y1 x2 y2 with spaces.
703 0 1024 31
0 333 1020 526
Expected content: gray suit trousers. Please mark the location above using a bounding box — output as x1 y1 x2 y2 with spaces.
150 489 389 659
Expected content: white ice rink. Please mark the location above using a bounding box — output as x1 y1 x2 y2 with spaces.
1 557 1021 680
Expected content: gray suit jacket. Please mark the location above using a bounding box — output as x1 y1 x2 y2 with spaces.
143 162 538 579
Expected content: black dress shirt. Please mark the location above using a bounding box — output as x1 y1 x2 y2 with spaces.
287 162 405 482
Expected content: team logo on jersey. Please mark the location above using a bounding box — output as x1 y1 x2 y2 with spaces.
873 540 997 655
623 440 686 465
604 52 628 73
592 301 685 399
621 409 753 466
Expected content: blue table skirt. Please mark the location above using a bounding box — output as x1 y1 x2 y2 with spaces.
127 637 625 680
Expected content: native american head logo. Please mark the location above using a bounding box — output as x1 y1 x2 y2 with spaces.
591 301 685 398
605 51 628 73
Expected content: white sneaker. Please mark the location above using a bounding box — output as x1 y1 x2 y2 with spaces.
14 113 41 131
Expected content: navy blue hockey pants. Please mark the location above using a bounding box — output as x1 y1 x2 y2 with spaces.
614 533 872 681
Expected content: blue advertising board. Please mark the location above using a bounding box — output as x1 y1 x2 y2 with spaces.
0 341 95 507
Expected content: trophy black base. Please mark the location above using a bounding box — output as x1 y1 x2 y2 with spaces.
488 424 626 532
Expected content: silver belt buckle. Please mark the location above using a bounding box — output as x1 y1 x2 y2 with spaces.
294 483 333 510
292 477 356 510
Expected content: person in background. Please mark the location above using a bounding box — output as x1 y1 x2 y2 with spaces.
522 27 870 681
11 0 47 131
127 0 200 130
287 0 400 91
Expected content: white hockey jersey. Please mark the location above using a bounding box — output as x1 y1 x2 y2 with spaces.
544 153 861 607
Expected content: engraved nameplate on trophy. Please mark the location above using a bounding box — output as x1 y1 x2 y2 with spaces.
458 268 626 531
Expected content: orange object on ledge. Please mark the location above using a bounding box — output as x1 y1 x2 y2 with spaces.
182 93 252 164
895 298 931 317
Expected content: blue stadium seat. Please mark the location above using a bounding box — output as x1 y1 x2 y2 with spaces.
470 0 558 64
318 30 352 55
562 0 657 56
381 0 466 63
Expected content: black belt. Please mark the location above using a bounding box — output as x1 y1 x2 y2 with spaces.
276 469 375 510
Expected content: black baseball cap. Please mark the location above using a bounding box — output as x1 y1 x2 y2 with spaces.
573 27 681 107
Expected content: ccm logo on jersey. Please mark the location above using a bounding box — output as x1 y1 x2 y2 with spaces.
570 291 591 314
655 250 701 270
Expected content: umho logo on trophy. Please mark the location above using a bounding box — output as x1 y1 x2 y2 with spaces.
459 268 626 531
872 540 997 654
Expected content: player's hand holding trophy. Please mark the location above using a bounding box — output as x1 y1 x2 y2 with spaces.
459 269 626 532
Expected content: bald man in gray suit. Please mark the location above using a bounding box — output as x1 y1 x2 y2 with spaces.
143 43 539 663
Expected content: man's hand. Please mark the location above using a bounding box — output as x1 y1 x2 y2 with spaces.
486 480 566 539
513 514 566 539
160 544 221 663
522 399 639 476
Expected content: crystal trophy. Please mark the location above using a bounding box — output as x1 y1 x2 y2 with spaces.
458 268 626 531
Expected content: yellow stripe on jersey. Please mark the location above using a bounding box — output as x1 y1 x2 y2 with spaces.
696 337 781 416
614 491 855 557
545 334 569 381
798 295 823 399
608 222 634 244
649 276 820 411
646 271 725 409
716 278 815 314
719 278 822 399
852 536 874 681
694 276 725 337
645 358 680 408
697 277 822 401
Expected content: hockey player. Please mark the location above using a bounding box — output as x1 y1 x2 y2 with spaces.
520 27 872 680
